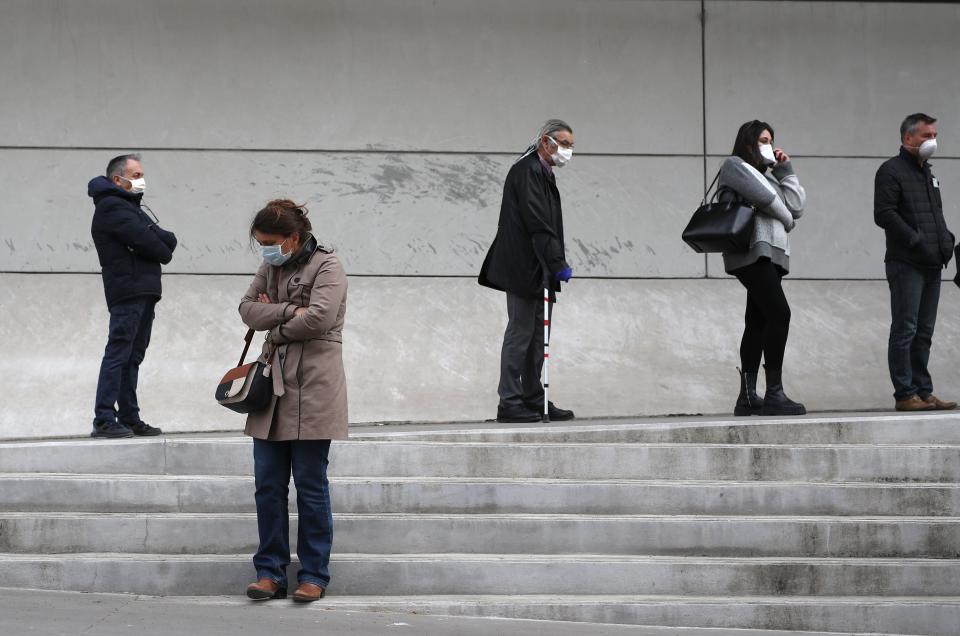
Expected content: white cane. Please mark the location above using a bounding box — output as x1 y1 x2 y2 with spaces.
542 282 551 423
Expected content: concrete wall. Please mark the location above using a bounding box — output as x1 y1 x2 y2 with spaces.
5 273 960 440
1 1 959 437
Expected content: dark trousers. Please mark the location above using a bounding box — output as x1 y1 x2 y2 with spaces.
497 292 551 409
93 297 156 425
252 438 333 589
733 259 791 372
886 260 941 401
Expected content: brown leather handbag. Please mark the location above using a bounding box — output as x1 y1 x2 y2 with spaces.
215 330 274 414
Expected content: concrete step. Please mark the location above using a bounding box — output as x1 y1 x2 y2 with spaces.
353 413 960 445
0 589 925 636
4 438 960 482
3 512 960 558
313 595 960 636
4 552 960 597
3 474 960 516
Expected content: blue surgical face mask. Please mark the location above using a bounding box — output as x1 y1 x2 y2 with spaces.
261 238 292 266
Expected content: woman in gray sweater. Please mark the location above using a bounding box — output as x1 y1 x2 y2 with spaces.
719 120 806 416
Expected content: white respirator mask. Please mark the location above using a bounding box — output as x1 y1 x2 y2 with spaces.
548 136 573 168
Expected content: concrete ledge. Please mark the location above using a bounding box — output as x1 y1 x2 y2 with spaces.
3 552 960 596
6 436 960 482
3 475 959 516
3 512 960 559
4 274 960 439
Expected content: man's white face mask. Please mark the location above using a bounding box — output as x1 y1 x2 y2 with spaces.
548 135 573 168
118 175 146 194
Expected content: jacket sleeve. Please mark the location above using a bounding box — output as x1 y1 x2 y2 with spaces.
152 225 178 251
239 263 298 330
874 164 920 248
108 202 175 264
770 161 806 219
517 167 568 275
720 158 794 229
270 256 347 344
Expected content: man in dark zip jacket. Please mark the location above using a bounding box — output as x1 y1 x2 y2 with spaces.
89 153 178 438
874 113 956 412
479 120 575 423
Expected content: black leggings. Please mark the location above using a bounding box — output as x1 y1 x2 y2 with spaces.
733 258 791 372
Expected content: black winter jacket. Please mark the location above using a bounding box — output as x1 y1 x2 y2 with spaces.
89 176 178 308
874 147 955 269
478 152 569 299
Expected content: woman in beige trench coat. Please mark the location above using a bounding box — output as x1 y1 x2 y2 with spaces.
239 199 348 603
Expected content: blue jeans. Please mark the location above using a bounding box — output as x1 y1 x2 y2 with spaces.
252 438 333 589
93 298 156 425
886 260 942 401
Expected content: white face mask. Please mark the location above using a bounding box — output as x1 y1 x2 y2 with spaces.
758 144 777 166
119 175 146 194
548 136 573 168
918 138 938 161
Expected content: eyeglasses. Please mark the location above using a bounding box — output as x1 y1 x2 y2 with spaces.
548 135 574 149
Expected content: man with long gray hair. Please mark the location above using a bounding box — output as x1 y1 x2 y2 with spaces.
88 154 178 438
874 113 956 412
479 119 576 423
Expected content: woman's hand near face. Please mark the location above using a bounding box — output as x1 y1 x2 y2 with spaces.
774 148 790 164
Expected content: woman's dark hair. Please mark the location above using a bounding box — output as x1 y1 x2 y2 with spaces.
731 120 774 172
249 199 312 239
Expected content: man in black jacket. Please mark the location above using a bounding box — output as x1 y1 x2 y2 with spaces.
89 154 178 438
874 113 956 412
479 120 575 423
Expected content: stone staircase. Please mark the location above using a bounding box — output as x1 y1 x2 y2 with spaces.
2 413 960 634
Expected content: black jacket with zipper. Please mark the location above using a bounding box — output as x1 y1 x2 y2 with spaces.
88 176 178 308
478 151 569 300
874 147 955 269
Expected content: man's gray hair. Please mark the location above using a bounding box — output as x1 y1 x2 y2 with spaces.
105 153 142 178
538 119 573 141
900 113 936 139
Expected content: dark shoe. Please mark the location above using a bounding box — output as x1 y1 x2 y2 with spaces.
292 582 325 603
246 578 286 600
127 421 162 436
921 394 958 411
734 367 763 416
90 420 134 439
896 395 937 412
760 366 806 416
533 402 575 421
496 404 542 423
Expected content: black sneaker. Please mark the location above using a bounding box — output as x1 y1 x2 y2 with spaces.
91 421 134 439
127 421 163 436
496 405 542 423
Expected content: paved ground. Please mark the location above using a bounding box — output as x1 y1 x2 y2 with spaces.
0 589 869 636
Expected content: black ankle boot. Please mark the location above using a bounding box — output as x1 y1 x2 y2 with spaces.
734 367 763 416
760 365 806 416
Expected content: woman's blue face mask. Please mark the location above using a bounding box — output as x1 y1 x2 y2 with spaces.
260 237 292 266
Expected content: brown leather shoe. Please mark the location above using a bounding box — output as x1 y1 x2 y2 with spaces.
246 578 286 600
895 395 937 412
923 395 958 410
292 582 325 603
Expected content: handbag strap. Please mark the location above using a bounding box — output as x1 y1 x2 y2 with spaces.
701 170 722 206
237 329 255 367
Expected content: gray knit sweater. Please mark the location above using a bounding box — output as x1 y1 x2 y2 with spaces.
717 157 806 274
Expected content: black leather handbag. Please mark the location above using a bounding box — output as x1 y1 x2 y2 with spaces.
215 329 274 414
682 171 756 254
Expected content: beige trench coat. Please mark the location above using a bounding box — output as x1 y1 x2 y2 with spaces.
238 243 348 441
